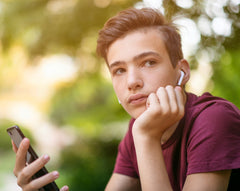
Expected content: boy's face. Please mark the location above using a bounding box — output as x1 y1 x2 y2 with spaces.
107 29 180 119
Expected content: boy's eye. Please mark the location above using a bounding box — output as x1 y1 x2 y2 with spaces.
144 60 156 66
114 68 125 75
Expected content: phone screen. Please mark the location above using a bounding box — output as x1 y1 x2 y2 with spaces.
7 126 59 191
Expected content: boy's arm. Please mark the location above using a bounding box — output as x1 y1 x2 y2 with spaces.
132 86 232 190
183 170 231 191
133 133 231 191
105 173 141 191
133 135 173 191
132 86 184 191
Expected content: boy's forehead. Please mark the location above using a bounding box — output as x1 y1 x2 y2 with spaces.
108 28 165 52
107 29 169 65
121 27 164 42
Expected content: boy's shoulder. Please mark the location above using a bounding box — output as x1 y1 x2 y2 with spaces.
184 92 240 136
186 92 240 118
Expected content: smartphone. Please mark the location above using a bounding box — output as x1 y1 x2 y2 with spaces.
7 125 59 191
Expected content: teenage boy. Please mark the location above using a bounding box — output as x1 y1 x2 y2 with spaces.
12 7 240 191
96 8 240 191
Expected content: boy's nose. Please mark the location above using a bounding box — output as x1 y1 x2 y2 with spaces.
127 68 143 91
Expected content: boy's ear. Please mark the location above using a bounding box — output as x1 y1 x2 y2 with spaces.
178 59 190 85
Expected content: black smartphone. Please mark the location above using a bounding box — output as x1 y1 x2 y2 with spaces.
7 125 59 191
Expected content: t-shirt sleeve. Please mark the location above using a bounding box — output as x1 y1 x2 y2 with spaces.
113 119 139 178
187 102 240 175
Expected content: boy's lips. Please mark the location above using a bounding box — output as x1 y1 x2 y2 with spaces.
128 93 148 105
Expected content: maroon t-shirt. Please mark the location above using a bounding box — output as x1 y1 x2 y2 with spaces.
113 92 240 190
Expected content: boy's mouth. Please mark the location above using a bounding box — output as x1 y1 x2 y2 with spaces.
128 93 148 105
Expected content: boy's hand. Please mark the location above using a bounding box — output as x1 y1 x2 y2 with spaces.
12 138 69 191
133 85 185 141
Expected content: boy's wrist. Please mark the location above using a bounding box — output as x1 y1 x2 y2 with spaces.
132 126 163 146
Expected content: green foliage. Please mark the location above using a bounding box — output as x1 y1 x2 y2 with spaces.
1 0 139 56
49 74 129 135
58 138 119 191
212 50 240 108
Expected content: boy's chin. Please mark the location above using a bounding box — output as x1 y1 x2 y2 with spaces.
128 107 146 119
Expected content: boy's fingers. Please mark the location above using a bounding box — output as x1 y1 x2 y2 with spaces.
147 93 159 108
165 86 178 114
14 138 30 177
17 154 50 185
21 171 59 191
60 185 69 191
175 86 185 117
157 87 170 112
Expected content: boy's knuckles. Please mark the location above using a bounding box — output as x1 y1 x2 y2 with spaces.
18 168 30 181
161 107 171 117
170 105 179 115
28 181 39 191
179 110 185 118
13 168 19 177
17 177 23 187
150 107 162 117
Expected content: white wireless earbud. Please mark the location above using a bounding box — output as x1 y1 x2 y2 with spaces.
177 70 185 86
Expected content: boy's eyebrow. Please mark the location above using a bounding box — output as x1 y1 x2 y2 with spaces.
133 51 161 62
109 51 161 69
109 61 124 70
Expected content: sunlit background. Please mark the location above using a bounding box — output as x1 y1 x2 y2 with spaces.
0 0 239 190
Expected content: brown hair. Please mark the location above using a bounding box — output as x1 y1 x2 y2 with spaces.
96 8 183 67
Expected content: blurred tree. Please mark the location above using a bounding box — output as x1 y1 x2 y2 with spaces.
49 73 129 136
161 0 240 106
211 21 240 108
58 138 119 191
212 49 240 108
1 0 139 57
